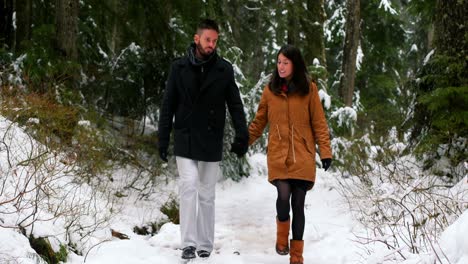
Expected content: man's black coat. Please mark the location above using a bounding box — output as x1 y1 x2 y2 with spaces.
158 48 248 162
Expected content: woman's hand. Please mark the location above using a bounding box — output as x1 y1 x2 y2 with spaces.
321 158 332 171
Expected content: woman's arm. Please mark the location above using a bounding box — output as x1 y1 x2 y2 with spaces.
248 87 270 146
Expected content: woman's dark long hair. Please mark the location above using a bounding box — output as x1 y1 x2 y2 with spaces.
269 44 310 96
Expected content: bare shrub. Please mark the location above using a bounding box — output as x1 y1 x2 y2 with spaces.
336 141 467 263
0 115 116 259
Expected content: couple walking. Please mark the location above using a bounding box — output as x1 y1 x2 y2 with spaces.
158 19 332 264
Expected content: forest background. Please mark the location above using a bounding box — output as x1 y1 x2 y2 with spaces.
1 0 466 180
0 0 466 263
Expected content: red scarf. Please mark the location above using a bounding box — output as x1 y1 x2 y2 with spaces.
281 84 288 93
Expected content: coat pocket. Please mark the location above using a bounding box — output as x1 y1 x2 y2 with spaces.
301 134 315 155
174 128 190 155
267 131 286 166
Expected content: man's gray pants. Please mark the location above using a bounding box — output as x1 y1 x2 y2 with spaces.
176 156 220 252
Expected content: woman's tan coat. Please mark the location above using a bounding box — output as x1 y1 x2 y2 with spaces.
248 82 332 185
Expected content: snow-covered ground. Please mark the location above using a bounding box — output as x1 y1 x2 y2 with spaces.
0 116 467 264
77 154 361 264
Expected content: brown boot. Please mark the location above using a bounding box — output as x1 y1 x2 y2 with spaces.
290 240 304 264
275 218 290 255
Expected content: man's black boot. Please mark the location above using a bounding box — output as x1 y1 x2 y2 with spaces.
197 250 211 258
181 246 196 259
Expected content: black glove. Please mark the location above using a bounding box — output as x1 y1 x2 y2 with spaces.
159 148 168 163
230 141 248 158
321 158 332 171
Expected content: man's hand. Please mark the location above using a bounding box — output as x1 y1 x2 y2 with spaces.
159 148 168 163
230 141 248 158
321 158 332 171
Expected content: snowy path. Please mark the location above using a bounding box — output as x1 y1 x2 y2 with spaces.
77 154 363 264
2 118 466 264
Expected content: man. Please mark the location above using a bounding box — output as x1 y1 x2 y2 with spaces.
158 19 249 260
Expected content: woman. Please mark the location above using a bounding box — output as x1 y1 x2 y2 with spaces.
248 44 332 264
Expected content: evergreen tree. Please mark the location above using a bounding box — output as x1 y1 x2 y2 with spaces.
2 0 462 181
410 0 467 179
354 0 408 138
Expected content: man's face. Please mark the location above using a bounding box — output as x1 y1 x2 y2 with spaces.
194 29 218 58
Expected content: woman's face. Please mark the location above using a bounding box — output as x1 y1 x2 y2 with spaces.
277 53 293 81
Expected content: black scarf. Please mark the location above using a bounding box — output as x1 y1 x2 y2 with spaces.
186 43 218 98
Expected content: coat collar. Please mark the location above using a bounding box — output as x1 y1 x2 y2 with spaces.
178 55 226 104
199 60 224 94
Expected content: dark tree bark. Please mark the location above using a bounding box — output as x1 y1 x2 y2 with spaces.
284 1 327 68
433 0 467 58
303 0 327 66
55 0 79 59
223 0 267 81
249 11 266 80
286 1 300 46
109 0 128 54
15 0 32 52
339 0 360 106
0 0 14 49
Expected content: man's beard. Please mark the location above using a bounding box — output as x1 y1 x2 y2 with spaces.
196 43 214 59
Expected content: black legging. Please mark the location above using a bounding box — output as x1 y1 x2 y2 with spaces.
275 179 313 240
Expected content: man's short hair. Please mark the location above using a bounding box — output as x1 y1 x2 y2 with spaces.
197 19 219 33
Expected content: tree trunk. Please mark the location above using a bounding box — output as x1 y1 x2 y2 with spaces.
15 0 32 52
0 0 14 49
109 0 128 54
339 0 360 106
55 0 78 60
303 0 327 66
433 0 467 58
250 11 265 80
287 1 299 46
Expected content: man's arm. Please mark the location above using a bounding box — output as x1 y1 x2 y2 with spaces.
225 66 249 156
158 63 178 160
